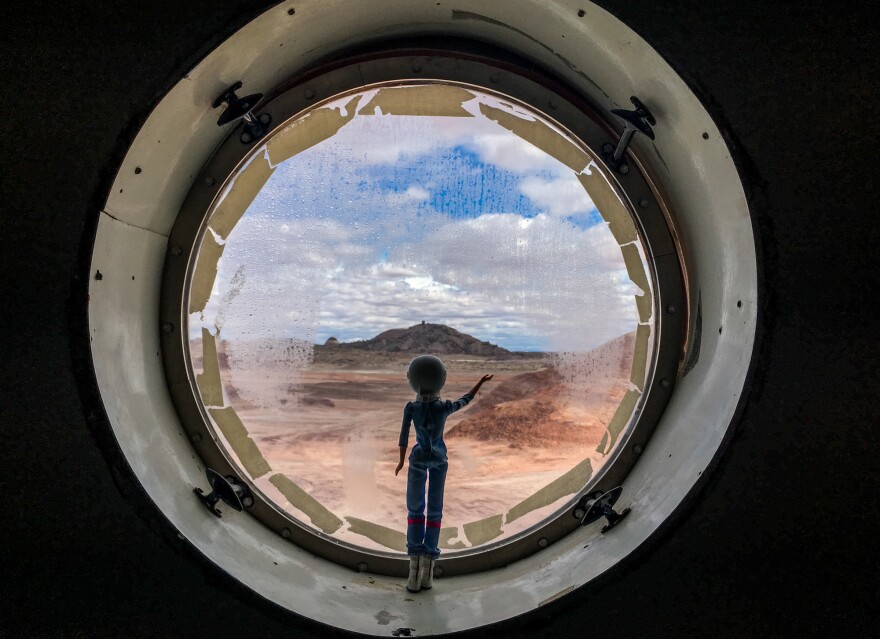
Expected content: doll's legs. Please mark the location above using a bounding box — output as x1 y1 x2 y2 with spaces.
406 460 448 557
423 461 448 559
406 462 428 555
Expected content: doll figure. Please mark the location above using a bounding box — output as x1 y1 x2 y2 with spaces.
395 354 493 593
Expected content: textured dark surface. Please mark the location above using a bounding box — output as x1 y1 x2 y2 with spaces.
1 1 877 637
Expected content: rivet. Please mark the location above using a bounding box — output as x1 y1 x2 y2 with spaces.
161 322 174 333
240 132 252 144
633 444 643 455
281 528 291 538
304 88 315 99
134 166 142 174
242 497 254 508
537 537 549 548
170 245 182 256
602 142 614 155
661 378 671 388
204 176 215 186
619 163 630 174
666 304 676 314
190 432 202 443
357 562 368 572
577 9 585 17
639 198 650 208
287 7 295 15
702 132 709 140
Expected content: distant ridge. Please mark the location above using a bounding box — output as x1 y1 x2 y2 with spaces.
329 322 514 357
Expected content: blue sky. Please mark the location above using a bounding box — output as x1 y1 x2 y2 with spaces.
196 87 642 352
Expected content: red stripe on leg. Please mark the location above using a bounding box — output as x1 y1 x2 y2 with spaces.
426 520 442 528
408 517 426 525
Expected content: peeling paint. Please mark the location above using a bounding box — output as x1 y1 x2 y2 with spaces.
188 230 224 314
630 323 651 391
577 169 638 245
195 328 223 407
358 85 475 117
266 95 358 166
479 102 590 173
596 389 640 454
506 457 593 523
463 513 504 546
346 516 407 551
270 473 343 533
621 243 652 323
209 406 272 479
208 153 276 240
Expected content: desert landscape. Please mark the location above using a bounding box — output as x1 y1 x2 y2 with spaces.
190 322 636 553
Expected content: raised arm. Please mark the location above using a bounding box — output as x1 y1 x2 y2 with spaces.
466 374 494 397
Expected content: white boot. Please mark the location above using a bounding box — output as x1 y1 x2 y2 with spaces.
406 555 421 593
418 555 434 590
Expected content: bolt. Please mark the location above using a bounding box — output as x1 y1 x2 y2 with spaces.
602 142 614 155
357 562 368 572
639 198 649 208
170 245 182 256
134 166 142 174
287 7 295 15
666 304 676 314
242 496 254 508
619 163 630 174
702 132 709 140
190 432 202 443
633 444 643 455
660 378 671 388
204 176 215 186
281 528 291 539
240 132 252 144
434 565 444 577
161 322 174 333
304 88 315 99
259 113 271 124
537 537 549 548
577 9 585 17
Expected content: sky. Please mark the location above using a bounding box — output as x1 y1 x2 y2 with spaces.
194 87 644 353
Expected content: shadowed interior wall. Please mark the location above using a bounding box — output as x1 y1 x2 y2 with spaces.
1 1 877 637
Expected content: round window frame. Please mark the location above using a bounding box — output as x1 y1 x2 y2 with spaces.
159 50 686 578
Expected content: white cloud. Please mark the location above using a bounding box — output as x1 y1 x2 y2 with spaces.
519 175 596 217
193 87 647 352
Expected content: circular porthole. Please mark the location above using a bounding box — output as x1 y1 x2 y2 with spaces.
162 58 684 576
88 2 757 635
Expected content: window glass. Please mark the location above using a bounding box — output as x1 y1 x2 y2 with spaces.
188 83 653 553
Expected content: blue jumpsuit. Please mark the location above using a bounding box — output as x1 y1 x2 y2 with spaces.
399 394 473 557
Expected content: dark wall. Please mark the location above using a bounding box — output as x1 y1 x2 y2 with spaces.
2 2 877 637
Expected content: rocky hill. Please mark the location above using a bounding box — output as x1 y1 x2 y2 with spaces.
322 322 517 358
446 331 636 446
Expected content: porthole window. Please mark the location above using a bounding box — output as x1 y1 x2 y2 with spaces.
162 55 684 576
